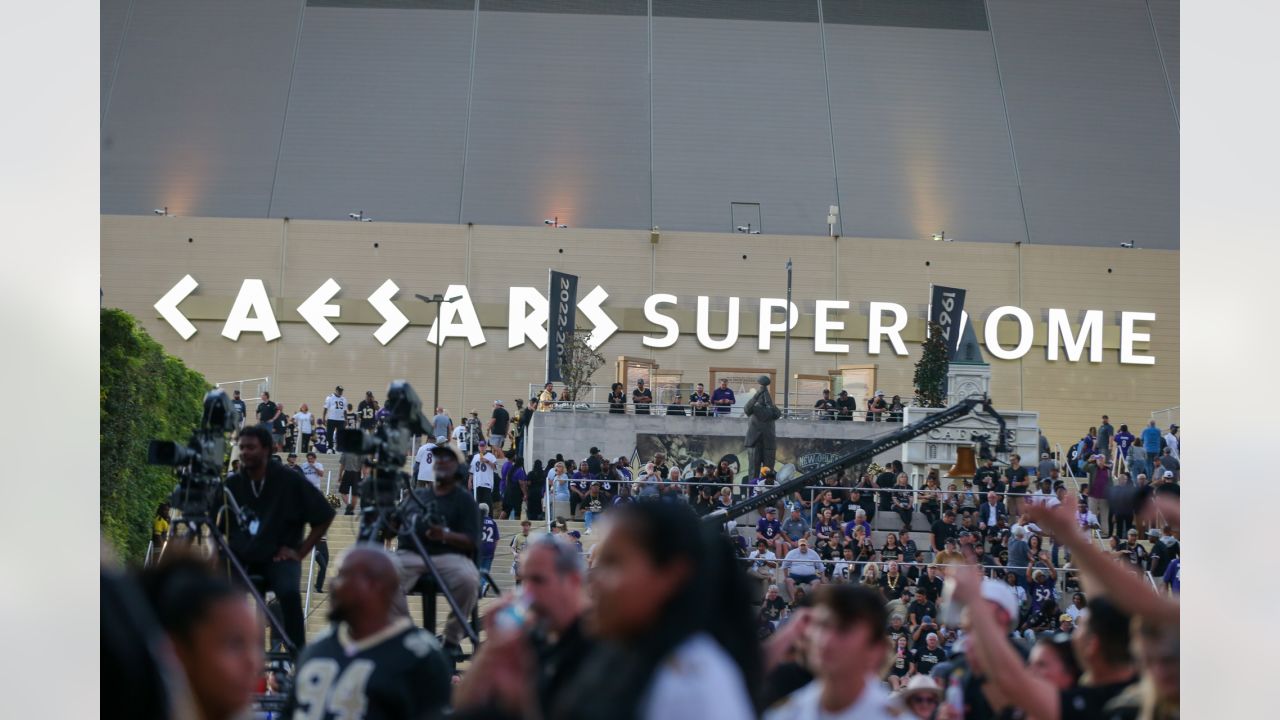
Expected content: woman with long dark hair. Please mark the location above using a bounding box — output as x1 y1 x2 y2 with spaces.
554 501 760 720
501 455 527 520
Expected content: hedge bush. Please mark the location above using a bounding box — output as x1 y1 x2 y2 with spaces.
101 309 210 564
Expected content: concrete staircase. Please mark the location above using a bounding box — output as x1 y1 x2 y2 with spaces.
296 474 597 649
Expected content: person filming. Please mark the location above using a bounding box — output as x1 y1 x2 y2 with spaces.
392 443 482 662
224 425 335 655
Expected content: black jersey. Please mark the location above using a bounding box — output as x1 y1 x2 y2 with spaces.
287 619 451 720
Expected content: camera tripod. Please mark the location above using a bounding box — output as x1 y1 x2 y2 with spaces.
170 488 298 657
354 468 482 648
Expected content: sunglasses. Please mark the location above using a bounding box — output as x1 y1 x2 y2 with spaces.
909 696 939 706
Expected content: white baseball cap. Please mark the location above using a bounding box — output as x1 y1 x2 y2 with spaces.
1162 470 1174 478
981 578 1021 629
435 435 447 443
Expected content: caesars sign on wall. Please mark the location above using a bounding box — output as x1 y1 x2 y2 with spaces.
154 274 1158 366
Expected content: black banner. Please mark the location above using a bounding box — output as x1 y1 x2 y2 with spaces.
546 270 578 383
929 285 967 360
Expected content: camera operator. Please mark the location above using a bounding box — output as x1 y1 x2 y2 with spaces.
392 443 482 661
225 425 335 655
288 545 452 720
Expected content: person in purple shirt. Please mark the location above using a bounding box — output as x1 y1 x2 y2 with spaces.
478 504 500 595
1162 557 1180 593
756 506 785 556
1114 424 1136 460
711 378 736 416
843 511 872 540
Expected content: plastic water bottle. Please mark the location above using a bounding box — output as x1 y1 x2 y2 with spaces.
946 674 965 714
493 591 533 632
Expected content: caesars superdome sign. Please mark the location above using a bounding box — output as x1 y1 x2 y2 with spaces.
154 274 1158 366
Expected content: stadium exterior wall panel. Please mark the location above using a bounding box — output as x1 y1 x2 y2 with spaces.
101 216 1179 448
266 7 476 223
100 0 1179 248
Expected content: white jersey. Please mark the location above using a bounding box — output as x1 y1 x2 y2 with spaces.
1163 433 1179 459
451 425 467 443
415 443 437 482
323 394 347 421
641 634 754 720
470 452 497 489
293 411 314 434
764 677 898 720
300 461 324 490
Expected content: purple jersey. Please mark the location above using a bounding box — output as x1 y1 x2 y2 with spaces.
480 518 499 559
756 517 782 540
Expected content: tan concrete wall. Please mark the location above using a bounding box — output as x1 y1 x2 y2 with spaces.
101 215 1178 447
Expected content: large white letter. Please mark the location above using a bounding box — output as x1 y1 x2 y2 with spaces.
428 284 486 347
1120 311 1156 365
643 294 679 348
297 278 342 344
1047 308 1103 362
369 280 410 345
156 274 198 340
758 298 799 351
868 302 908 356
578 285 618 350
222 279 280 341
696 296 740 350
814 300 850 353
984 306 1034 360
508 287 548 349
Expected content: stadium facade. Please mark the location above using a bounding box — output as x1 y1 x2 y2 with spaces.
100 0 1179 445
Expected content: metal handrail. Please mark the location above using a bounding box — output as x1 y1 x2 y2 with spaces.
303 470 332 619
529 382 913 418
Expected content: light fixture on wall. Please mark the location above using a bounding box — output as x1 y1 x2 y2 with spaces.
348 210 373 222
650 226 661 244
735 224 760 235
827 205 839 237
1120 241 1135 248
153 207 170 216
543 217 568 228
932 231 952 242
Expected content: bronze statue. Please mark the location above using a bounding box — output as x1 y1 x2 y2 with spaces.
744 375 781 479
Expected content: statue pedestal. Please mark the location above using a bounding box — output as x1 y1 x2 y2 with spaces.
947 363 991 404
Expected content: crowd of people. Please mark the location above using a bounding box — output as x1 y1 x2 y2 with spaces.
119 395 1181 720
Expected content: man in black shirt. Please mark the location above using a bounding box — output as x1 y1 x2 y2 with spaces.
288 546 452 719
358 390 379 431
666 393 687 416
835 389 856 421
225 426 335 654
487 400 510 449
876 460 902 511
631 378 653 415
931 511 959 552
689 382 711 416
393 445 481 659
813 389 836 420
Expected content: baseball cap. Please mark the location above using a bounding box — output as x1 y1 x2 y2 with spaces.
494 399 503 405
1059 613 1073 623
335 385 343 392
980 578 1021 628
568 530 581 538
1162 470 1174 478
366 390 374 396
921 615 933 625
765 506 777 514
435 435 447 443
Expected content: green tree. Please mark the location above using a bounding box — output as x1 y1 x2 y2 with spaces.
101 309 210 564
913 321 950 408
557 333 605 404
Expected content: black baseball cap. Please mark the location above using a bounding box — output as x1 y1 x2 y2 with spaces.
335 385 343 391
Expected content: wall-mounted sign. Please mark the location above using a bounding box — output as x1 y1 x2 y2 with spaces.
154 276 1158 365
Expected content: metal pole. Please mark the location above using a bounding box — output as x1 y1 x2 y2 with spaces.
433 300 442 416
784 258 793 411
